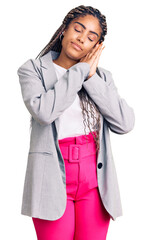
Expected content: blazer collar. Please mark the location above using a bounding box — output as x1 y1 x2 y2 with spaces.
39 50 60 91
40 50 60 69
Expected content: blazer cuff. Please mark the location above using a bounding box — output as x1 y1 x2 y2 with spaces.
73 62 90 81
82 71 111 91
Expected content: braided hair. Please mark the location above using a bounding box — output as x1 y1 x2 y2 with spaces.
33 5 107 152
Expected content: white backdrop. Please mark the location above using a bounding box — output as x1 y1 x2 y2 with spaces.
1 0 152 239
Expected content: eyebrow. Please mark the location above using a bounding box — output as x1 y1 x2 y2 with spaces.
74 21 99 37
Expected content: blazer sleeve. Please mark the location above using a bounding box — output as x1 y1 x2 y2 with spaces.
82 67 135 134
17 59 90 126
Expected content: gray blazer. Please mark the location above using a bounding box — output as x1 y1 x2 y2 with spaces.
17 50 135 221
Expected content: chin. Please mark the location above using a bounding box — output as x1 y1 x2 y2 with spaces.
66 49 82 61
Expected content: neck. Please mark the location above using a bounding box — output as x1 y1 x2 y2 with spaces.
53 49 79 69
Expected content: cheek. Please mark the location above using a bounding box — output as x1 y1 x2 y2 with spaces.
62 33 73 47
84 42 97 53
85 47 94 55
64 29 77 41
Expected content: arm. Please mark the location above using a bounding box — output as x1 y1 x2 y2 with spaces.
17 59 90 126
82 67 135 134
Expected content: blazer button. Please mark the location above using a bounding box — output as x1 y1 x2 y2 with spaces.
98 162 103 169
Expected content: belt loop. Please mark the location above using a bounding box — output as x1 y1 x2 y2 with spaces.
68 144 82 163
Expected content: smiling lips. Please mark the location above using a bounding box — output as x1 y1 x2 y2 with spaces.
71 42 82 51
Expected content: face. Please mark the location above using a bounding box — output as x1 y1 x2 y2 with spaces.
61 15 102 61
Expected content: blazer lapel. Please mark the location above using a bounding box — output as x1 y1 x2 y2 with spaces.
39 50 60 134
40 50 60 90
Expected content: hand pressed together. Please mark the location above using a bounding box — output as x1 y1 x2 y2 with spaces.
79 42 105 79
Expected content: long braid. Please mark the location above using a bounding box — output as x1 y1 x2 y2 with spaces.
31 5 107 152
35 25 66 58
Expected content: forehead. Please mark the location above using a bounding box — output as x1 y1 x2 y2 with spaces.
71 15 101 33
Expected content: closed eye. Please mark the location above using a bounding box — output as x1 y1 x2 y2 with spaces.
74 28 94 42
75 28 81 33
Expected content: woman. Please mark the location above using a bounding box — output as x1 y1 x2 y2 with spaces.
17 5 135 240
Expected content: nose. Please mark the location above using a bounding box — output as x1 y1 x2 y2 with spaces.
77 32 87 43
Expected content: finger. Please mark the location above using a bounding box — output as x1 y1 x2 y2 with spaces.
88 43 103 58
94 42 104 53
96 46 105 60
97 45 105 54
80 44 104 63
92 45 105 66
100 45 105 51
90 42 103 53
94 42 104 52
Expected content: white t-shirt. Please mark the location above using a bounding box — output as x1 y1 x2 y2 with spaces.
53 62 96 140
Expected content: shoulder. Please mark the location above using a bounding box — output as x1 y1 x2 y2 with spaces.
97 66 113 84
17 57 41 76
98 66 112 76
